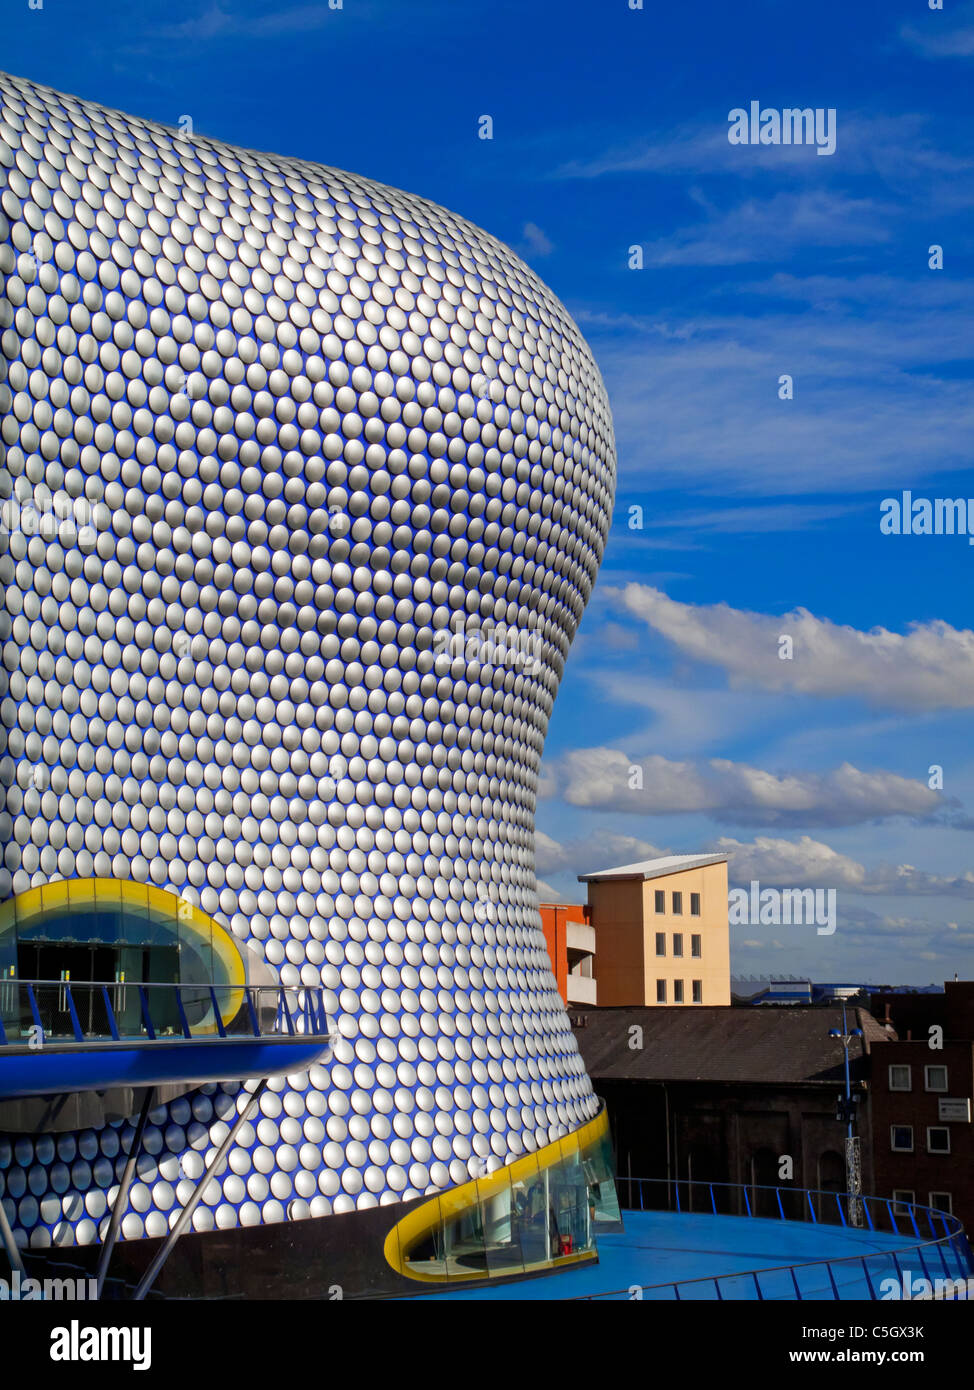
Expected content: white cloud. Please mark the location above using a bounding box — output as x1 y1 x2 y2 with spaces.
716 834 867 888
158 3 344 40
539 745 943 826
534 830 573 876
534 878 563 902
552 113 974 184
534 828 668 878
562 667 779 758
521 222 554 257
640 191 893 268
716 833 974 899
578 267 974 497
589 320 974 497
637 501 858 535
616 584 974 711
901 6 974 58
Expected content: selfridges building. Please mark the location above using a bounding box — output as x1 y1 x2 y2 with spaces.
0 71 620 1296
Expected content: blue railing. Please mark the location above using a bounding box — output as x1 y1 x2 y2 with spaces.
0 979 331 1046
576 1177 974 1300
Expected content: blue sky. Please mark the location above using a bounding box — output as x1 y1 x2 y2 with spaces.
6 0 974 984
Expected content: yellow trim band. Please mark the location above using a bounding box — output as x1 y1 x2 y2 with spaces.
384 1106 611 1284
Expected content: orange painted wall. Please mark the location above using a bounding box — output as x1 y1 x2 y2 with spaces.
538 902 588 1004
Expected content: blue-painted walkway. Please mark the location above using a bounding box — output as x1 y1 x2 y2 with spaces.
419 1210 966 1300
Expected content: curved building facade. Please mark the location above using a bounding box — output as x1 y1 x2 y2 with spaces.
0 71 617 1287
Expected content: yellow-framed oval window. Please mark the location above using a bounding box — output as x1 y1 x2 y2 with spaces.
0 880 247 1034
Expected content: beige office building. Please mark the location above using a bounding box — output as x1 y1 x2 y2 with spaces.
578 854 730 1007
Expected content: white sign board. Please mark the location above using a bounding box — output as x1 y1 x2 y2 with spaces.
938 1098 971 1123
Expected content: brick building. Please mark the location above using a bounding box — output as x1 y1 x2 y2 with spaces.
869 982 974 1228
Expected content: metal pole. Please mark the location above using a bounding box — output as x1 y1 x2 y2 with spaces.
842 1005 853 1142
0 1188 26 1279
95 1086 155 1299
663 1083 671 1198
131 1080 267 1302
840 1004 863 1228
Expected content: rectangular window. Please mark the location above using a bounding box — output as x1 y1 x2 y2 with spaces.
927 1127 951 1155
892 1189 916 1215
656 979 667 1004
690 893 701 916
888 1065 912 1092
890 1125 914 1152
929 1191 953 1215
692 980 702 1003
673 980 684 1003
672 892 683 915
655 933 666 957
672 933 683 958
925 1065 948 1092
654 890 665 914
691 934 701 958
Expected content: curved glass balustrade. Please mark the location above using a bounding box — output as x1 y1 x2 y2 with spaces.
0 980 330 1046
384 1106 621 1285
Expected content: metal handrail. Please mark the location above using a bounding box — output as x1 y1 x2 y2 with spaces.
618 1173 961 1229
0 979 332 1046
576 1175 972 1300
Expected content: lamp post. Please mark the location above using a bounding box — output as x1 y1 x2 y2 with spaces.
829 1004 864 1227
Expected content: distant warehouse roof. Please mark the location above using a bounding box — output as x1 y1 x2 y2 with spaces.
577 853 728 884
573 1006 886 1085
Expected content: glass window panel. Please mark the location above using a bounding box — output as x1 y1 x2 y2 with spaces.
12 982 36 1041
87 881 124 947
0 903 16 990
510 1153 546 1268
481 1172 526 1279
144 983 181 1037
440 1187 487 1279
547 1144 590 1259
178 983 217 1035
927 1127 950 1154
583 1128 623 1232
0 971 18 1043
31 981 78 1040
401 1195 450 1278
177 898 214 986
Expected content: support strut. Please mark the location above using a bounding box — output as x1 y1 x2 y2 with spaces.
0 1184 26 1280
95 1086 156 1299
131 1079 267 1301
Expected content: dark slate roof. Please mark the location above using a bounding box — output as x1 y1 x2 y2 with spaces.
573 1006 887 1085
